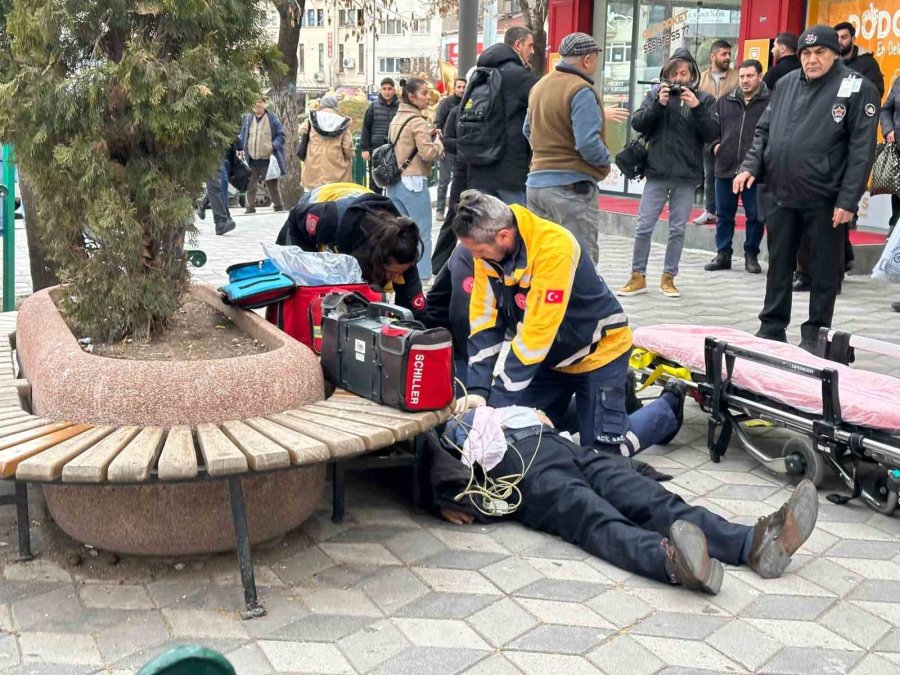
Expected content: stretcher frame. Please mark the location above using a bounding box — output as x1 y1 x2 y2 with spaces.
633 330 900 516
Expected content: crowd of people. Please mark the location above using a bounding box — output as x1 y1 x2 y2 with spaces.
192 22 900 591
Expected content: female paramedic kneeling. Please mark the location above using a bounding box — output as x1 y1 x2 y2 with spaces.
276 182 428 316
429 405 819 595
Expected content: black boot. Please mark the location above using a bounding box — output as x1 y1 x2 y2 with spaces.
792 277 811 292
625 369 643 414
744 253 761 274
704 251 731 271
197 194 209 221
657 379 686 445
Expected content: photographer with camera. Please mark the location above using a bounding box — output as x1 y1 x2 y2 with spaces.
618 48 718 299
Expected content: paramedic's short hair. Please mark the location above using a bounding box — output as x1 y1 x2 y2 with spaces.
504 26 533 48
775 32 798 53
452 190 515 244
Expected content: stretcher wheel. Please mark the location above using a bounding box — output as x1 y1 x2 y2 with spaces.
863 470 899 516
782 437 825 488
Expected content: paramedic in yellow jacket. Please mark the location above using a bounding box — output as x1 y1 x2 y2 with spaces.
452 190 686 455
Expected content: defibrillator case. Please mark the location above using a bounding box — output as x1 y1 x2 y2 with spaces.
320 293 454 412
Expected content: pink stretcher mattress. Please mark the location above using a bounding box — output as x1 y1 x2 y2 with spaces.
633 325 900 434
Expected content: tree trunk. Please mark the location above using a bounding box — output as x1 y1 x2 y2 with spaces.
271 0 304 90
519 0 548 75
18 170 58 291
531 22 547 75
270 87 302 208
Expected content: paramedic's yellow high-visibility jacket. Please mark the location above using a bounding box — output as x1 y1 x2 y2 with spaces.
466 205 632 405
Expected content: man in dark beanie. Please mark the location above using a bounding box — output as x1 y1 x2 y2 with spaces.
734 25 879 352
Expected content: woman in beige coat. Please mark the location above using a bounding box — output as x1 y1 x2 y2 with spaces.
298 95 354 190
385 78 443 279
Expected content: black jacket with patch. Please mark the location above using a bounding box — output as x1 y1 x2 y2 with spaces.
740 62 880 212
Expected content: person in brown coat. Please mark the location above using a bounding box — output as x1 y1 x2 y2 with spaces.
297 95 353 191
384 78 444 279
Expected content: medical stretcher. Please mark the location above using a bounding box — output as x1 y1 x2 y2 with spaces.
630 325 900 516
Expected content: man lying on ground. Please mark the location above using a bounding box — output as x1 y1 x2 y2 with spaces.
429 404 818 595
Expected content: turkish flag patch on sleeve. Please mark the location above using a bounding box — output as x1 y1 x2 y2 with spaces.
545 289 565 304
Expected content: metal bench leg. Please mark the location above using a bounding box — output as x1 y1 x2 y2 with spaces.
227 476 266 620
331 461 346 523
15 481 32 561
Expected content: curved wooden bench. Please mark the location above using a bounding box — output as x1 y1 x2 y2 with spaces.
0 374 449 618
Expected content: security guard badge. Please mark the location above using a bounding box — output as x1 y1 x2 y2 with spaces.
864 103 877 117
832 103 847 124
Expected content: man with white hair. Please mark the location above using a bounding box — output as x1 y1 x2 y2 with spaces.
451 190 684 457
524 32 611 264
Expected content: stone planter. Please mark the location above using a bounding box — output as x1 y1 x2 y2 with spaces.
15 283 326 555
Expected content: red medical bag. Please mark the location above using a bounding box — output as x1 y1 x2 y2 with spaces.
265 284 383 354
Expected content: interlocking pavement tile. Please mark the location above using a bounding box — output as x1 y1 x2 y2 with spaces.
268 614 372 642
514 578 607 603
0 634 19 670
480 557 544 594
162 608 249 640
0 580 63 605
0 604 10 632
794 527 839 556
631 611 730 640
507 625 610 655
505 651 601 675
523 557 613 584
817 521 897 541
298 587 383 617
515 598 614 629
520 537 590 561
670 469 722 496
412 567 502 596
338 618 409 673
240 594 309 640
384 529 446 564
11 586 82 631
110 639 249 670
94 610 169 664
849 579 900 603
630 635 741 672
830 558 900 582
487 522 548 554
705 483 781 502
356 566 429 615
852 600 900 627
392 617 491 650
430 529 511 554
323 524 411 544
706 618 784 671
462 653 523 675
298 562 381 590
798 558 862 597
586 588 652 628
827 538 900 560
467 598 539 647
418 549 507 570
849 653 899 675
742 594 835 620
628 585 729 615
3 559 71 584
224 642 275 675
587 635 664 675
744 618 862 651
319 541 401 567
78 584 155 610
729 569 834 597
819 602 892 650
758 647 863 674
18 632 103 667
874 627 900 651
707 572 762 615
258 640 354 674
394 592 496 620
272 545 336 586
370 646 487 675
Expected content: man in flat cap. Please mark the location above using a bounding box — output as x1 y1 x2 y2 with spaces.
734 25 879 352
524 32 612 264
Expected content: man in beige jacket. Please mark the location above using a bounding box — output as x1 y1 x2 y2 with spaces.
297 95 353 191
694 40 739 225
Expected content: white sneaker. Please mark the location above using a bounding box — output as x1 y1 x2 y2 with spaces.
692 211 716 225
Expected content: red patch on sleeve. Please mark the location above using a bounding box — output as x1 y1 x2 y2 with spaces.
514 293 528 310
545 290 564 304
462 276 475 294
305 213 319 236
412 293 426 311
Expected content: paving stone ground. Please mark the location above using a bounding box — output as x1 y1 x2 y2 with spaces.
1 203 899 674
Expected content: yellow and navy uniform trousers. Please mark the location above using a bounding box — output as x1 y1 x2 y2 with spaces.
465 206 676 454
275 182 425 316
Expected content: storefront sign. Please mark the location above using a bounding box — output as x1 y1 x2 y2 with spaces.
642 10 691 54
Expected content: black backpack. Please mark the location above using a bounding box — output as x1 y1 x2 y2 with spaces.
456 66 506 166
370 116 419 188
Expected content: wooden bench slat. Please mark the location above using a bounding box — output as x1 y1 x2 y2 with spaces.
156 425 198 481
0 405 25 415
196 423 249 477
220 420 291 471
0 422 71 451
16 426 116 482
244 417 331 467
107 427 166 483
0 424 93 479
62 427 141 483
330 392 451 424
314 400 433 432
284 409 395 450
266 412 365 459
0 410 30 423
305 404 418 440
0 417 47 438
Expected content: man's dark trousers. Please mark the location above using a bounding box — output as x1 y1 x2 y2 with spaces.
492 432 749 582
758 194 842 345
714 178 764 255
436 153 454 213
702 148 717 214
516 352 677 455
